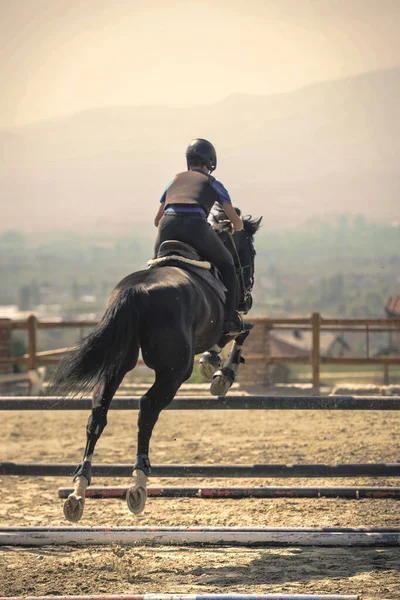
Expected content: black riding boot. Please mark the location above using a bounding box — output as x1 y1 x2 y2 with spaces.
222 311 252 336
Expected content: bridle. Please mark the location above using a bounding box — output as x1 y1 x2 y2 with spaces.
227 233 253 313
211 213 255 314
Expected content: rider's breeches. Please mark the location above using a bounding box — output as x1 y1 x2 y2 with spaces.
154 213 238 317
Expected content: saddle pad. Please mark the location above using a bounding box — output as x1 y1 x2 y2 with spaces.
148 255 211 270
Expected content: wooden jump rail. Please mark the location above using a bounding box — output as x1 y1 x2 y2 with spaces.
1 315 399 387
0 526 399 547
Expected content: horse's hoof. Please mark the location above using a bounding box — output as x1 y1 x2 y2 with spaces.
199 352 221 380
63 494 85 522
210 374 232 397
126 485 148 514
200 360 218 380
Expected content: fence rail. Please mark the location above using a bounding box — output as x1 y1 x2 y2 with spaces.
1 314 399 387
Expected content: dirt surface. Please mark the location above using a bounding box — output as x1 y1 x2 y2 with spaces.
1 396 399 599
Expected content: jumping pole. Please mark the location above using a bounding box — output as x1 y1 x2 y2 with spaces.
1 395 399 410
0 526 399 547
2 462 400 478
57 485 400 500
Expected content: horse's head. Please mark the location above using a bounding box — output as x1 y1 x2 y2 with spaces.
209 204 262 314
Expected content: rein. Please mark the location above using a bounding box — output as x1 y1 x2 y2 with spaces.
211 209 258 314
227 234 249 303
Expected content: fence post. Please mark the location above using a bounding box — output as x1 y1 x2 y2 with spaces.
0 319 12 378
311 312 321 389
264 320 272 387
27 315 38 371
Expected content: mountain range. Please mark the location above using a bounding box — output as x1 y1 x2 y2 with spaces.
1 67 399 233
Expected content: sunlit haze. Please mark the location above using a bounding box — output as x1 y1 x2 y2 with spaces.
1 0 400 126
1 0 399 234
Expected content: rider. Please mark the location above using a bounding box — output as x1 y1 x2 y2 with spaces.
154 138 245 335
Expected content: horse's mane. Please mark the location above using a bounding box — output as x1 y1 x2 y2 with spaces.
209 205 262 237
242 215 262 237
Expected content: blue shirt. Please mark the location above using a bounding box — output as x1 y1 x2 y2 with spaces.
159 169 232 206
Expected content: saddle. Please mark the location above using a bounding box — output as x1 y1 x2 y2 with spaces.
148 240 211 269
148 240 226 305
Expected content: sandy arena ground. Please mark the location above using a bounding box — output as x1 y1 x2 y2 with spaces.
1 392 399 599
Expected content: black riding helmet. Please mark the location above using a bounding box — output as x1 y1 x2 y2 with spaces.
186 138 217 173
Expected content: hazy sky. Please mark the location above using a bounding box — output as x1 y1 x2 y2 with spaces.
1 0 400 127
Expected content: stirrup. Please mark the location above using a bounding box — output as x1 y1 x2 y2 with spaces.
222 313 251 336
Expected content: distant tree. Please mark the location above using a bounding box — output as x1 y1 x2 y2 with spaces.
284 298 294 312
0 230 25 246
320 278 328 303
18 285 31 310
275 272 282 297
11 336 27 373
71 279 80 301
338 214 349 230
353 214 366 230
30 281 41 306
327 274 344 304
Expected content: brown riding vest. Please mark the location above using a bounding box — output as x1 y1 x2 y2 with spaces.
164 171 218 216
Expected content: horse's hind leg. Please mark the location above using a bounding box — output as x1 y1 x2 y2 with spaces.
63 370 127 522
127 359 193 515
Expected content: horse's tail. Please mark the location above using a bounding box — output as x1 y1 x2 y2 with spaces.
50 287 143 396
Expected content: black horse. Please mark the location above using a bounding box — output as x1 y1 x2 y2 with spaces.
52 209 261 521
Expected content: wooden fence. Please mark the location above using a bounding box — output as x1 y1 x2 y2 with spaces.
0 314 399 388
